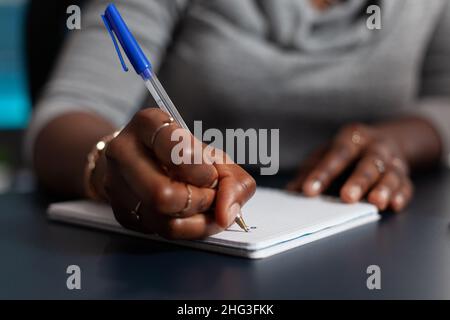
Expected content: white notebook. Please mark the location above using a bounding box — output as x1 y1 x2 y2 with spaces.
47 187 379 259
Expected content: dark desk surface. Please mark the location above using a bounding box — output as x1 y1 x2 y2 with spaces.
1 170 450 299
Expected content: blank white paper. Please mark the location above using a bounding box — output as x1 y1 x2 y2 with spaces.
48 187 379 259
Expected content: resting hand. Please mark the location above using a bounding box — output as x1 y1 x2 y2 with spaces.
287 123 413 212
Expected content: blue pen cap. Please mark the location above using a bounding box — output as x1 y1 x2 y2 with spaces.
102 3 152 79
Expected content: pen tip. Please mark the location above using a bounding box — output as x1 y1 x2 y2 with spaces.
236 215 250 232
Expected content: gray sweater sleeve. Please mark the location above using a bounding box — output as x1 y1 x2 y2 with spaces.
24 0 188 164
417 0 450 165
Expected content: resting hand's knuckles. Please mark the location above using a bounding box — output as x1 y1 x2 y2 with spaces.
337 123 370 139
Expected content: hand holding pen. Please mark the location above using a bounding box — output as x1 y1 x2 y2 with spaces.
87 4 255 239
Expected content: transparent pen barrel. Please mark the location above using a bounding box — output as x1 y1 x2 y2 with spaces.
144 75 190 132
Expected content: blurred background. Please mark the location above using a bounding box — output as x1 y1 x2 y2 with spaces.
0 0 30 193
0 0 84 193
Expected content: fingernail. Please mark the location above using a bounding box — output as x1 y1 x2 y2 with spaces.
373 187 390 210
394 194 404 208
209 179 218 189
310 180 322 193
347 185 362 201
228 203 241 226
377 187 390 203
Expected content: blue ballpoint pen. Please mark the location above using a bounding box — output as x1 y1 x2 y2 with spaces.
101 3 250 232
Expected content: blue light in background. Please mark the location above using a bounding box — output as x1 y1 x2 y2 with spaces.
0 0 30 129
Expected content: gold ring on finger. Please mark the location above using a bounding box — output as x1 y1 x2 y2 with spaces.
150 117 174 149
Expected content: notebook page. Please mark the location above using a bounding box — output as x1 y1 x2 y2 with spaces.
201 188 378 250
48 187 378 252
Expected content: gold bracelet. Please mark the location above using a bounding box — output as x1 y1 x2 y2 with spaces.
84 131 120 201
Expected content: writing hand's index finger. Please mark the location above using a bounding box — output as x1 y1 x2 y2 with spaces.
132 108 219 189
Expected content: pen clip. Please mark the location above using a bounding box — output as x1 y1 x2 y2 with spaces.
101 14 129 72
